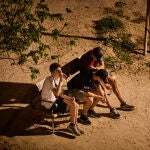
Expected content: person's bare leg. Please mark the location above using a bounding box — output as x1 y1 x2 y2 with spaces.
108 76 125 104
81 96 93 115
91 84 113 109
63 99 78 124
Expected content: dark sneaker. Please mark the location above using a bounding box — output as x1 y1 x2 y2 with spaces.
67 125 81 136
78 115 91 125
88 109 101 118
120 102 135 111
76 125 84 134
110 108 120 119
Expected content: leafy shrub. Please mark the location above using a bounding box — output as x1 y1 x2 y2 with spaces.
94 16 124 35
104 56 118 69
0 0 66 78
117 51 133 64
70 40 77 46
115 1 127 8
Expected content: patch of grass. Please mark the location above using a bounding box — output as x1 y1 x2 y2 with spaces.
70 40 77 46
115 9 124 18
131 16 145 24
95 1 138 65
101 34 135 64
94 16 124 35
103 7 114 14
115 1 127 8
104 56 118 69
132 11 145 23
117 51 133 64
121 35 136 52
103 7 129 20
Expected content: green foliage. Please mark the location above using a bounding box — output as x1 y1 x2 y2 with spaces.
94 15 136 64
51 29 60 41
115 1 127 8
131 16 145 24
131 11 145 23
70 40 77 46
103 7 114 14
117 51 133 64
102 34 136 64
104 56 118 69
29 67 40 79
51 55 59 60
0 0 65 78
94 16 124 35
115 9 124 18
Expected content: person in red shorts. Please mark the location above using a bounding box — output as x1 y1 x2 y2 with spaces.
79 47 135 118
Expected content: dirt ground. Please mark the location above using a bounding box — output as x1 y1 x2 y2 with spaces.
0 0 150 150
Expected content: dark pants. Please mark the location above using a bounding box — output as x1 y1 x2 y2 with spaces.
50 97 67 114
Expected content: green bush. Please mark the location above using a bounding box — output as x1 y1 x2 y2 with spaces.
94 16 124 35
117 51 133 64
115 1 127 8
0 0 66 79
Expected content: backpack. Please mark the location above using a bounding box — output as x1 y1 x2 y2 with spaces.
67 72 94 91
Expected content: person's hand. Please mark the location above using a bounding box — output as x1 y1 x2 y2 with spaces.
105 84 112 90
58 69 63 82
101 98 107 103
70 97 75 101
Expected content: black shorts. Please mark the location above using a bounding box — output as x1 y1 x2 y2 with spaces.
50 97 66 114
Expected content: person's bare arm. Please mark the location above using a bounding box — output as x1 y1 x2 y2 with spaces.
84 91 102 98
60 92 75 101
96 61 105 69
52 70 64 97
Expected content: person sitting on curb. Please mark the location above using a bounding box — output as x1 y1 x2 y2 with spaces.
79 47 135 116
41 63 83 136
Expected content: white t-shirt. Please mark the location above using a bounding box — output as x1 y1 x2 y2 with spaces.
41 75 60 109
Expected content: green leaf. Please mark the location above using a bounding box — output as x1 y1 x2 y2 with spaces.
70 40 77 46
51 55 59 60
51 29 60 41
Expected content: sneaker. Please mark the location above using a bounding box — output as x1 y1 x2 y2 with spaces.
120 102 135 111
67 125 81 136
88 109 101 118
78 115 91 125
76 125 84 134
110 108 120 119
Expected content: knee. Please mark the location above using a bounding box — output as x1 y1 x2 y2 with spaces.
76 103 79 110
72 101 79 110
87 97 93 105
109 76 116 85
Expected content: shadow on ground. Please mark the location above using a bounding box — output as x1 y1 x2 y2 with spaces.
0 82 75 139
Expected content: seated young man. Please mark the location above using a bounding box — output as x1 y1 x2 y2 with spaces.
79 47 135 111
41 63 83 136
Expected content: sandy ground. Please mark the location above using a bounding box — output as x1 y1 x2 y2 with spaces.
0 0 150 150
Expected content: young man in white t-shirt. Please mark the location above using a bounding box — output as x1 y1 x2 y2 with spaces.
41 63 83 136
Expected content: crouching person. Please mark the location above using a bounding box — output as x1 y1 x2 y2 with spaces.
41 63 83 136
67 71 105 125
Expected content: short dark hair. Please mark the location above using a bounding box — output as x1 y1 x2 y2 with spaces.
95 69 108 83
92 47 104 62
49 63 61 72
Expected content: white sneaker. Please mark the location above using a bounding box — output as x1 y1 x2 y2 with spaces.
67 125 81 136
